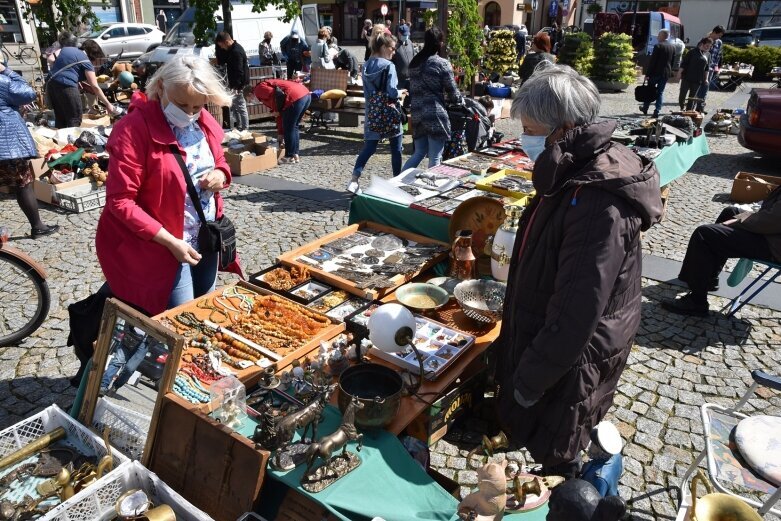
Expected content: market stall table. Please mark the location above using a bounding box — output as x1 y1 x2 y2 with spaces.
349 134 710 238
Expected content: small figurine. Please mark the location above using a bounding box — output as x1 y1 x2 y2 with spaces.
328 346 349 376
457 460 508 520
579 421 623 498
292 366 311 395
546 479 626 521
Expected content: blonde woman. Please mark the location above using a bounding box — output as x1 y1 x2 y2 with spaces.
95 56 241 315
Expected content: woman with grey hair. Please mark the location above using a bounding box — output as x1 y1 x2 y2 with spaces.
95 55 241 315
46 31 116 128
494 64 663 476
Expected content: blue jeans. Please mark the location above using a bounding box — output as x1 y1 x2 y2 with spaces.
168 250 219 309
101 339 149 390
353 135 403 178
696 70 717 104
402 136 447 171
230 92 249 130
282 95 311 157
642 75 668 114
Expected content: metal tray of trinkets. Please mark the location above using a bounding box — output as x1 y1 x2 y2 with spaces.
367 314 476 380
277 222 450 300
248 264 312 294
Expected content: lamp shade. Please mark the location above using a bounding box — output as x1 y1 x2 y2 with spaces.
368 303 416 353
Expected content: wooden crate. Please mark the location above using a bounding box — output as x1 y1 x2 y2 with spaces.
276 222 450 300
154 280 344 387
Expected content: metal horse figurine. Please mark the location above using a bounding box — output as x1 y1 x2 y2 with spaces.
303 397 364 480
270 383 335 468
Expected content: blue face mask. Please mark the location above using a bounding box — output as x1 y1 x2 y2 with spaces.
522 133 548 161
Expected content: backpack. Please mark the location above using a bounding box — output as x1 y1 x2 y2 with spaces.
366 67 401 136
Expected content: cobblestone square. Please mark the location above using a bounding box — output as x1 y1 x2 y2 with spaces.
0 79 779 520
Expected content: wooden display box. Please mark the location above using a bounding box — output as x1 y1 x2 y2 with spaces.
155 281 344 387
225 142 278 176
730 171 781 203
147 393 269 521
475 169 535 200
276 221 450 300
405 364 487 445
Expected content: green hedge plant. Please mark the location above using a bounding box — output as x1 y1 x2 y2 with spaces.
484 30 517 76
557 31 594 77
591 32 635 90
722 44 781 79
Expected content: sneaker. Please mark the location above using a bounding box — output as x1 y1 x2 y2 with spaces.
661 293 709 317
293 155 300 164
346 175 361 195
278 156 296 164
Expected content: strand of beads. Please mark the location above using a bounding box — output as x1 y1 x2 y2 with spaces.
174 374 210 403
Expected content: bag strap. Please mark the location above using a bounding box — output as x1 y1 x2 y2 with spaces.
49 59 91 83
169 144 208 226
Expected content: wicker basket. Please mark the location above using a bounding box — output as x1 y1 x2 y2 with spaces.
90 398 152 462
46 461 213 521
0 405 129 520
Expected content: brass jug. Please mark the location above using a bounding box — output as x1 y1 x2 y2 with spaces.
690 470 761 521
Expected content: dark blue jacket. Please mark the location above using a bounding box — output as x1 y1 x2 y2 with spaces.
0 69 37 161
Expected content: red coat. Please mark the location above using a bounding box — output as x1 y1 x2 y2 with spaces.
254 79 310 134
96 97 241 315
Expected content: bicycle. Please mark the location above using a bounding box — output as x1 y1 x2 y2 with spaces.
0 40 39 66
0 227 50 346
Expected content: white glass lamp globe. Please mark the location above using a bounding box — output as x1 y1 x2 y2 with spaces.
367 303 416 353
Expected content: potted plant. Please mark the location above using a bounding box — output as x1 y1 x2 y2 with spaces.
591 32 635 91
483 29 517 78
586 3 602 16
557 31 594 77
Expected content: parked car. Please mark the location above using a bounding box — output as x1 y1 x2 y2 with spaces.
751 26 781 47
136 337 169 390
721 30 757 48
738 88 781 157
79 23 165 58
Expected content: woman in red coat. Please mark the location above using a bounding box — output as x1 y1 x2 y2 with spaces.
253 79 311 164
96 56 240 315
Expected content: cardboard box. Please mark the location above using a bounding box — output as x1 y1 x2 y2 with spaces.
406 365 487 445
224 142 278 176
730 171 781 203
33 177 92 205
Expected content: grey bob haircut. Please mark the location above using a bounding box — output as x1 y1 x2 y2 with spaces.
511 63 601 130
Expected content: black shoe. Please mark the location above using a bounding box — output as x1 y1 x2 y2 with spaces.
31 224 59 239
652 111 660 118
639 105 648 115
709 278 719 292
661 293 709 317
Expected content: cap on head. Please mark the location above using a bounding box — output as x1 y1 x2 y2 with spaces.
399 24 410 37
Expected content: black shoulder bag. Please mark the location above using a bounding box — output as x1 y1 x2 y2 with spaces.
169 144 237 270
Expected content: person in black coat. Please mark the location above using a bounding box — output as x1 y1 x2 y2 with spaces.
678 37 712 111
519 33 555 84
215 31 250 130
640 29 675 117
497 65 663 475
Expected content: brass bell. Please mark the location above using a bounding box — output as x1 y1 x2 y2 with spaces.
466 431 509 468
690 470 761 521
512 476 542 506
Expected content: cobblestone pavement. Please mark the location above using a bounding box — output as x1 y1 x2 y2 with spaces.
0 80 779 520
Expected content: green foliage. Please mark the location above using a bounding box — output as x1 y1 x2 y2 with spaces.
422 10 438 28
586 3 602 15
446 0 483 87
21 0 104 39
191 0 300 46
483 29 516 76
557 31 594 77
722 44 781 79
592 32 635 85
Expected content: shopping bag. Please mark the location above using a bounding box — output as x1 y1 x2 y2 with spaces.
635 80 658 103
366 67 401 136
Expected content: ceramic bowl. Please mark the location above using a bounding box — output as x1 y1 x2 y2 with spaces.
426 276 460 299
395 283 449 312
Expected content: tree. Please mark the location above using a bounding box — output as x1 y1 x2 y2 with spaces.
418 0 482 87
586 3 602 16
21 0 107 45
190 0 301 45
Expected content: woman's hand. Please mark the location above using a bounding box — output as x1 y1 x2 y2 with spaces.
168 238 202 266
199 169 227 192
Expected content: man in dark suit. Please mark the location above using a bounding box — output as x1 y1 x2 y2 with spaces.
641 29 675 118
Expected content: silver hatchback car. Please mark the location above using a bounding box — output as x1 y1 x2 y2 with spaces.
751 26 781 47
80 23 166 58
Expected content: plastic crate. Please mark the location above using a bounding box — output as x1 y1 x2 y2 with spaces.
55 182 106 213
0 404 129 519
46 461 213 521
90 398 151 462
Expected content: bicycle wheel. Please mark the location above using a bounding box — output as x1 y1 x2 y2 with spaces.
19 47 39 65
0 251 50 346
1 48 9 66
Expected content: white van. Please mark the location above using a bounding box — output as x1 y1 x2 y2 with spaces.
141 2 317 66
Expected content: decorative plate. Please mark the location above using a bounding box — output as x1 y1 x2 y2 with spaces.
448 196 506 259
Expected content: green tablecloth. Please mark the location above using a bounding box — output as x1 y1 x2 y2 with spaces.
349 135 710 241
234 406 548 521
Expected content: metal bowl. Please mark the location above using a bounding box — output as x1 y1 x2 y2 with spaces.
338 363 403 429
453 279 507 324
395 283 449 313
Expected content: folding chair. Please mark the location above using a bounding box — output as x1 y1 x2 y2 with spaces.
721 258 781 317
677 370 781 520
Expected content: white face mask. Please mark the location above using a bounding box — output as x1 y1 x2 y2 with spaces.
400 35 409 43
163 101 200 128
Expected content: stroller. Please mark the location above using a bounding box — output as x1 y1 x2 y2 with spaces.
443 98 494 160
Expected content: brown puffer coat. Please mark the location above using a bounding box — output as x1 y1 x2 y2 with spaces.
494 120 663 467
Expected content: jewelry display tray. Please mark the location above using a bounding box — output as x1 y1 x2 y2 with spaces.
367 314 476 381
276 221 450 301
154 281 345 388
